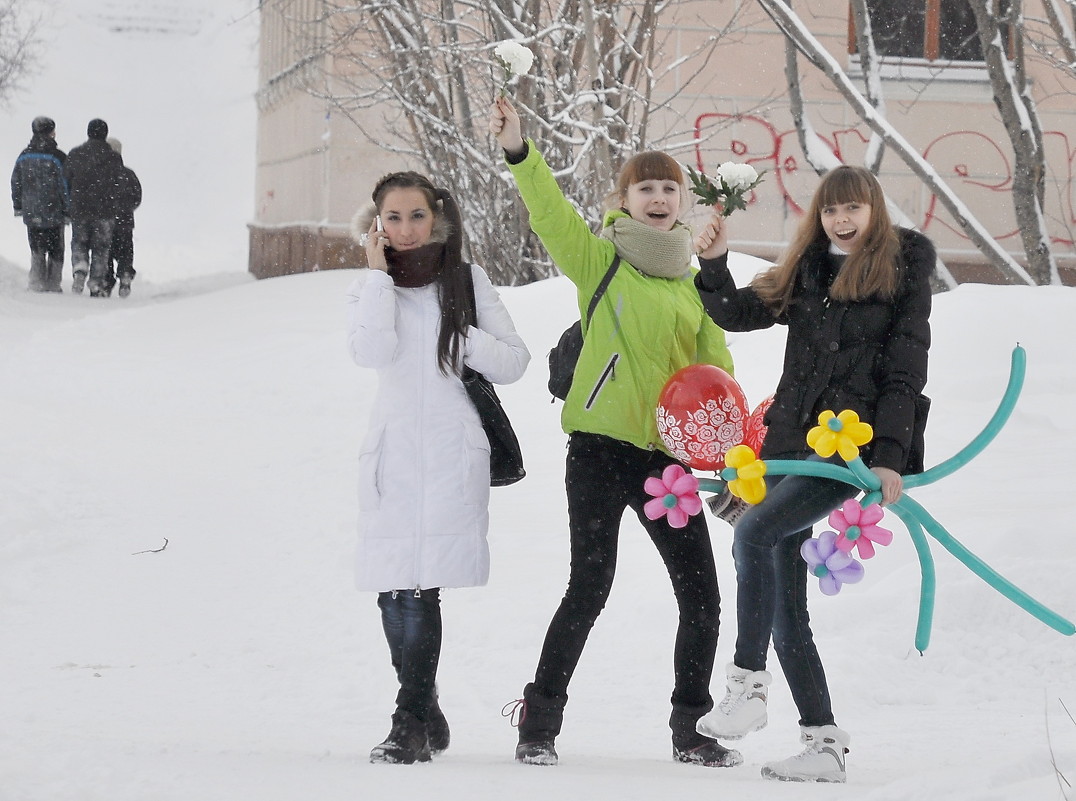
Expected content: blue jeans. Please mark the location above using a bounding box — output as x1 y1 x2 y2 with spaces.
70 218 115 291
732 454 858 728
377 588 441 721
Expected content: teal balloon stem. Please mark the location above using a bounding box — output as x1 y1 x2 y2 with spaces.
696 478 726 494
847 456 880 490
891 499 935 654
697 461 869 497
764 459 867 489
904 344 1026 490
898 495 1075 637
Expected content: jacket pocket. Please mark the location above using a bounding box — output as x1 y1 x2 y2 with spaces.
584 353 620 410
357 426 386 511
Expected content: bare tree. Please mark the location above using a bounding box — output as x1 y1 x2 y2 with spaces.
967 0 1059 285
1026 0 1076 76
756 0 1037 285
0 0 39 106
290 0 740 285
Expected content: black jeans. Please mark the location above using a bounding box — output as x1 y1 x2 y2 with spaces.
531 433 721 711
732 454 858 728
110 221 136 281
26 226 64 292
377 588 441 721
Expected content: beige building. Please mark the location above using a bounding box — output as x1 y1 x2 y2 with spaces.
251 1 1076 284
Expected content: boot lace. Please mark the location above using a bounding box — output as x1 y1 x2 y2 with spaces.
501 698 527 727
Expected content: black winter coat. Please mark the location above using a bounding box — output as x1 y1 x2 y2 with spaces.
696 228 934 473
11 136 68 228
63 138 122 221
112 165 142 227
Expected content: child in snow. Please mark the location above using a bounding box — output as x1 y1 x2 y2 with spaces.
346 171 531 764
692 165 935 782
489 96 739 769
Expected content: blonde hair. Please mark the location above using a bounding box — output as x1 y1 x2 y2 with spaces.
752 166 901 314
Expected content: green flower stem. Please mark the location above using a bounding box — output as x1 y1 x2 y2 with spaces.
896 494 1075 638
891 499 936 654
904 344 1026 490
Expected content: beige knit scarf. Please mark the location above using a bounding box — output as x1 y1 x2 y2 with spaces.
600 214 694 279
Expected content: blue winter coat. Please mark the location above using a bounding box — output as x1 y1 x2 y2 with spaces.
11 137 68 228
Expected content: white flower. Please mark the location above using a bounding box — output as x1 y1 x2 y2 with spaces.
716 161 760 191
494 40 534 75
493 40 534 96
686 161 766 217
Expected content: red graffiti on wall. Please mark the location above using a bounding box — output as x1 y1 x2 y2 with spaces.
693 113 1076 249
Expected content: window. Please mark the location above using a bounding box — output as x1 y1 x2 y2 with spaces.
853 0 1010 63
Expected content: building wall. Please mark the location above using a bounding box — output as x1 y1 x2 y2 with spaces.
251 0 1076 283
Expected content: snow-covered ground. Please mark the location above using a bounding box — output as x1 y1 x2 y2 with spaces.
1 250 1074 800
3 1 1075 798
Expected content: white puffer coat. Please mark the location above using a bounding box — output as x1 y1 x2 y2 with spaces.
346 265 530 592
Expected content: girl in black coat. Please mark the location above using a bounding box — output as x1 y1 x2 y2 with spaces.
692 166 934 783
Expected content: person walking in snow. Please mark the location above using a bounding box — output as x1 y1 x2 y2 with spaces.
105 137 142 298
11 116 68 293
692 165 934 783
489 96 739 769
63 118 123 297
346 171 531 765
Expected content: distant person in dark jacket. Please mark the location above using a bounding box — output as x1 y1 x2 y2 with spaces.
106 138 142 298
11 116 69 293
64 118 123 297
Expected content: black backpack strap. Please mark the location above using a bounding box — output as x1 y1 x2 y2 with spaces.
583 254 621 329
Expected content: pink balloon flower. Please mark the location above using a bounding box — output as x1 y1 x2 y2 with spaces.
829 498 893 559
801 530 865 596
644 464 703 529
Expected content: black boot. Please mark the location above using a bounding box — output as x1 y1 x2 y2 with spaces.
514 683 566 766
370 709 432 764
427 697 450 755
670 703 743 767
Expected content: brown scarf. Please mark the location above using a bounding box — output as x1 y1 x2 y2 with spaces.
385 242 445 288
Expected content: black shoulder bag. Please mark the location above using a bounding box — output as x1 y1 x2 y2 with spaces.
460 266 526 487
547 254 621 400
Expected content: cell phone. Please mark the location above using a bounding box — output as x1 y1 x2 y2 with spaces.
376 215 383 232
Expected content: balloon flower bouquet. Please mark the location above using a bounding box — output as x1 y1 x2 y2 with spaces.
645 348 1074 652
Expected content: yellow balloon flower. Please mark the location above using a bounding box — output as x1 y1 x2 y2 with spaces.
725 444 768 505
806 410 874 461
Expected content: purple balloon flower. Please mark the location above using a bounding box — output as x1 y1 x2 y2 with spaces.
801 530 865 596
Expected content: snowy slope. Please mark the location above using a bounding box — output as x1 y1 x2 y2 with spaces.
1 253 1074 801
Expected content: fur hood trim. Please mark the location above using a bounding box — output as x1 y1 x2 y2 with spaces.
350 202 452 245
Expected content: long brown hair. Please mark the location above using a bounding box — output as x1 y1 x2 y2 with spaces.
752 166 901 314
372 172 469 376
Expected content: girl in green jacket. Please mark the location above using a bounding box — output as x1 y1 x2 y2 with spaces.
490 96 739 769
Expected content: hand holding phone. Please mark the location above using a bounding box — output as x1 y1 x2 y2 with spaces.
376 215 383 232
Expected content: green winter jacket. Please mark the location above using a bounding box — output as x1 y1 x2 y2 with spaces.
507 141 735 453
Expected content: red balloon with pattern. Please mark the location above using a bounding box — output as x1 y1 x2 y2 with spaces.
743 394 775 455
656 365 749 470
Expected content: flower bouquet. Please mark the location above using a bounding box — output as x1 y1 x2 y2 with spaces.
687 161 765 217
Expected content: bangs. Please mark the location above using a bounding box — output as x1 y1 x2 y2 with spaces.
624 151 685 185
816 166 875 207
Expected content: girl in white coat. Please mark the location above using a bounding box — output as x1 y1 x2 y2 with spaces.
346 172 530 764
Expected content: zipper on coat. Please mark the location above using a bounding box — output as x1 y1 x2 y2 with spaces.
413 289 435 590
585 353 619 410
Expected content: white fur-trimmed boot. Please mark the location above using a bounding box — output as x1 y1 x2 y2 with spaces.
696 663 771 740
761 725 851 783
